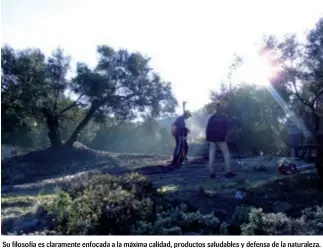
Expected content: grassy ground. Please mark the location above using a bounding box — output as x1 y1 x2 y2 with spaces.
2 144 323 234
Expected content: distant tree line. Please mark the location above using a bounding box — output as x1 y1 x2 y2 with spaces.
2 18 323 156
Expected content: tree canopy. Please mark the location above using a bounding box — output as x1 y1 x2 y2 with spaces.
2 17 323 157
2 45 177 148
202 17 323 155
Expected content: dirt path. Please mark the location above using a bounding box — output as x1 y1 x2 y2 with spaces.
1 156 304 196
1 157 273 196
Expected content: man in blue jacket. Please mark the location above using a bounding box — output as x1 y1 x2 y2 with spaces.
171 110 192 165
206 106 239 178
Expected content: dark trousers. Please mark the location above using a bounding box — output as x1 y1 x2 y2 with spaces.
172 136 188 163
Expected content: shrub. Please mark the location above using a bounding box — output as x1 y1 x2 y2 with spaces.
42 172 223 235
241 206 323 235
231 205 254 226
226 205 255 235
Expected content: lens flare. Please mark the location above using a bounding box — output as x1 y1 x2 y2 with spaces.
235 52 281 87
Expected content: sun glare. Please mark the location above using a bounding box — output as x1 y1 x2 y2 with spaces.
235 53 281 87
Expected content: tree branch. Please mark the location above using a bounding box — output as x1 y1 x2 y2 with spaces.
58 94 83 116
291 80 313 109
312 88 323 104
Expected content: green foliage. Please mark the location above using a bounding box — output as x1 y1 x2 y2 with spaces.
75 47 177 118
205 84 286 154
263 18 323 134
132 204 220 235
64 46 177 147
42 173 223 235
2 44 177 148
231 205 254 227
43 191 73 234
1 46 44 147
200 17 323 155
241 206 323 235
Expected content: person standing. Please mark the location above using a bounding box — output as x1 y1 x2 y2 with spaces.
171 110 192 165
206 106 239 178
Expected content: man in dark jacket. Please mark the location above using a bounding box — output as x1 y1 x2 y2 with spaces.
206 107 239 178
171 110 192 165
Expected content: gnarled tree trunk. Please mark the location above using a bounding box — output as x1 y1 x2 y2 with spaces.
65 102 99 147
42 108 62 148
